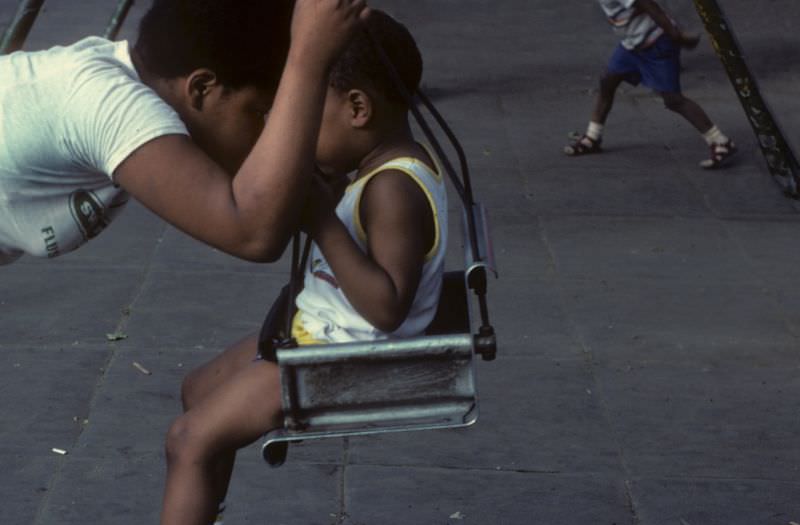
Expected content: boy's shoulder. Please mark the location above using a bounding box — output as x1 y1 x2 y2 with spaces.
1 36 138 90
370 144 440 180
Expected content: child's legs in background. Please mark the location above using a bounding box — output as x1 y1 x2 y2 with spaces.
162 342 282 525
592 71 627 125
660 91 714 134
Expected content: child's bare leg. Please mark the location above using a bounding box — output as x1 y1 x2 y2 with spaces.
660 91 737 167
660 91 713 133
179 334 263 514
181 334 260 411
161 357 282 525
591 72 625 125
566 72 625 155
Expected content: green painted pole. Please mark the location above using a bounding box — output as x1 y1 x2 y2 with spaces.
693 0 800 197
0 0 46 54
103 0 135 41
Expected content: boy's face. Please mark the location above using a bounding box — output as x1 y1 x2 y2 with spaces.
315 86 379 177
187 85 274 174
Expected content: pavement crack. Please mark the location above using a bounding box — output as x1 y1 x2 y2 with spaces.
335 437 350 525
32 222 167 525
624 479 642 525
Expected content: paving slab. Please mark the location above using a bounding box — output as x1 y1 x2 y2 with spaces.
0 345 109 453
119 270 286 350
563 278 797 350
349 356 622 475
541 216 757 284
595 359 800 480
344 465 634 525
723 219 800 285
0 267 142 346
0 453 60 525
630 477 800 525
525 165 713 217
150 225 292 276
224 456 343 525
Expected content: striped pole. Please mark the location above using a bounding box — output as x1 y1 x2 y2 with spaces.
0 0 46 54
693 0 800 197
103 0 135 41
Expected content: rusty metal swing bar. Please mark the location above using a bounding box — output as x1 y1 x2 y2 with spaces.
693 0 800 197
0 0 134 55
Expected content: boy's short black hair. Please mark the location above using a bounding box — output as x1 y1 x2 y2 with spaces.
329 10 422 108
135 0 293 91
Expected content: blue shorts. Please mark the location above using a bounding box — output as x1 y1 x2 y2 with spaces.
607 34 681 93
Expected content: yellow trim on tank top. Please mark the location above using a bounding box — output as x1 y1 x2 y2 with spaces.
291 310 324 346
350 163 441 262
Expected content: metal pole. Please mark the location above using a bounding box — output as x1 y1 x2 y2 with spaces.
0 0 46 54
103 0 134 41
693 0 800 197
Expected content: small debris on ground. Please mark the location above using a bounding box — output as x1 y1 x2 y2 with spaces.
449 511 465 520
106 332 127 341
132 361 151 375
51 448 67 455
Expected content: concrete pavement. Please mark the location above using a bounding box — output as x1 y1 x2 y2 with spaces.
1 0 799 523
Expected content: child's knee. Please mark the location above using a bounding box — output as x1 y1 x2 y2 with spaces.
165 414 209 465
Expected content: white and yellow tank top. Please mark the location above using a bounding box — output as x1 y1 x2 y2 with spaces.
294 151 447 345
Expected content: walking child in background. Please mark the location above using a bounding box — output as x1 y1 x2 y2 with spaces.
565 0 737 169
161 10 447 525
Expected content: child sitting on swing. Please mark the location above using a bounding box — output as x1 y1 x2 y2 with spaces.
160 10 446 525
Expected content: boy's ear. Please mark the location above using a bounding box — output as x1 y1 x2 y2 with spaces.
185 69 220 111
347 89 373 128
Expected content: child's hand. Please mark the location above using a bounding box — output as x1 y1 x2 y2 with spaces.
290 0 371 71
678 31 701 50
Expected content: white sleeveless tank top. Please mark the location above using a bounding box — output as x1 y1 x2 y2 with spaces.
294 151 448 344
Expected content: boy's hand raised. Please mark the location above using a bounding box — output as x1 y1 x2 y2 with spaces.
290 0 370 72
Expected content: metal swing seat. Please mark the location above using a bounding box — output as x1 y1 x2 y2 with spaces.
260 32 498 467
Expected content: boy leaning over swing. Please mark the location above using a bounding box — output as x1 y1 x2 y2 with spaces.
565 0 737 169
0 0 367 265
160 10 447 525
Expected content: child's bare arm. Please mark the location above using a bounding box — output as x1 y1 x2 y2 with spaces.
309 171 433 332
114 0 369 263
635 0 700 48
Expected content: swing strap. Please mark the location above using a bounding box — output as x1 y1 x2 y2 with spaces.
257 233 312 362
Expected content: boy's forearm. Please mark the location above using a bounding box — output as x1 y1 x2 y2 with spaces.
635 0 681 40
230 58 329 260
313 216 409 332
223 0 369 260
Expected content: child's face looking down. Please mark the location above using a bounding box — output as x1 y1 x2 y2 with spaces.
315 86 372 177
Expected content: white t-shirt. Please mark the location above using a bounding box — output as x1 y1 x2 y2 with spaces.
295 153 448 344
597 0 664 50
0 36 188 264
